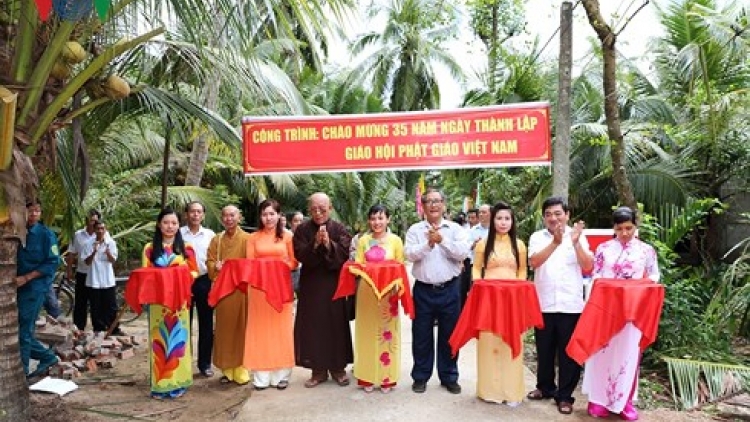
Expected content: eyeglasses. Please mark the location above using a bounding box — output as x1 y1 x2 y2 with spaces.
422 199 443 205
309 206 329 214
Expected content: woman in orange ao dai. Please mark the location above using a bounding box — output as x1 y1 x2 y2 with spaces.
245 199 299 390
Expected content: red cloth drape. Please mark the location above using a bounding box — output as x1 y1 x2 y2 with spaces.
449 280 543 358
335 260 414 319
566 278 665 365
124 266 193 314
207 258 293 312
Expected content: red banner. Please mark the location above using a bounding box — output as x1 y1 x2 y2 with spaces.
242 103 551 175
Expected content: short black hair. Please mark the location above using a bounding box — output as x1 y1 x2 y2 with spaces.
26 199 41 208
613 206 637 225
542 196 569 214
184 201 205 213
88 209 102 220
367 204 390 218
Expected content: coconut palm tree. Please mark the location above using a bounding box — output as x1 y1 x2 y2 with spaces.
649 0 750 259
0 0 353 417
348 0 464 112
652 0 750 199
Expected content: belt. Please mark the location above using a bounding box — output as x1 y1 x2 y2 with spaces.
417 276 458 290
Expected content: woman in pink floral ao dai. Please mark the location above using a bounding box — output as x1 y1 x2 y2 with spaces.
583 207 660 421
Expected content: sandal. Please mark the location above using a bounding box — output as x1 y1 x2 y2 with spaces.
220 376 231 384
304 377 327 388
276 380 289 390
332 374 350 387
527 389 551 400
557 401 574 415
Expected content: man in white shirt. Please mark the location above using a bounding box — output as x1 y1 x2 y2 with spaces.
405 189 470 395
180 201 216 377
527 197 593 415
82 221 119 335
67 209 102 330
460 204 490 306
466 208 479 229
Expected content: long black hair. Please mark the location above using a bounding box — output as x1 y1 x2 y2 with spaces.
482 201 521 271
150 207 187 264
258 199 284 241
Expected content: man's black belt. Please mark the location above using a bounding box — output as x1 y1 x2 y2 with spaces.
416 276 458 290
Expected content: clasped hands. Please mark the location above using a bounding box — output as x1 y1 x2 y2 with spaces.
551 221 585 246
314 226 331 249
427 225 442 248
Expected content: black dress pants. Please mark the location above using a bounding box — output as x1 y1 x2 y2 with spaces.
89 286 118 332
534 312 582 404
73 272 91 330
190 274 214 371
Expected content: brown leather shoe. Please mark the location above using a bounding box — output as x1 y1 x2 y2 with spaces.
557 401 574 415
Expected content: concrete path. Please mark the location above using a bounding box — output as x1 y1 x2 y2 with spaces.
234 264 703 422
234 312 704 422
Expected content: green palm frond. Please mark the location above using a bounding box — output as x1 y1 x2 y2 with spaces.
664 357 750 410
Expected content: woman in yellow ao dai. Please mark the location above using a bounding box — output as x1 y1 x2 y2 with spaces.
353 204 405 394
471 201 528 406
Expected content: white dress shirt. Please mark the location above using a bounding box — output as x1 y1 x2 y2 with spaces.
180 225 215 276
405 219 471 284
69 229 96 274
528 226 592 313
82 238 118 289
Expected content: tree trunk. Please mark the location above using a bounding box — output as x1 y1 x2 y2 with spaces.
0 231 30 421
161 120 172 208
184 4 225 187
581 0 637 210
552 1 573 200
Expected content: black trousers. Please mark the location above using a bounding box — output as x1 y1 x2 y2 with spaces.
73 272 91 330
190 274 214 371
411 277 460 384
534 312 582 404
89 286 118 332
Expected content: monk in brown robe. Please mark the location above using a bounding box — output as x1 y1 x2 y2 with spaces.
207 205 251 385
293 192 353 387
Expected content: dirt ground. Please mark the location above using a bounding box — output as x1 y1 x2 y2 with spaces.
31 316 252 421
28 313 727 422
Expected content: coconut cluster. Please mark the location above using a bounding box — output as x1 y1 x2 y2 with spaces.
57 38 131 100
52 41 87 80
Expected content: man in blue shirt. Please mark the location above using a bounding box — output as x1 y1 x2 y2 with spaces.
16 200 60 378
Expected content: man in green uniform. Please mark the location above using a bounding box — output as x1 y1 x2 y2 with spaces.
16 200 60 378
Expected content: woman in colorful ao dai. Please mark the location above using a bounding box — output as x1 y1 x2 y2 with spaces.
142 208 198 399
584 206 660 421
354 204 405 393
471 201 528 407
245 199 299 391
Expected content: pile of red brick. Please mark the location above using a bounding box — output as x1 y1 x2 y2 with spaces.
35 317 141 380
